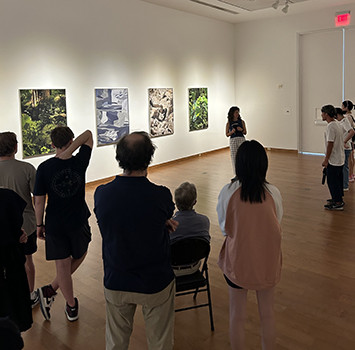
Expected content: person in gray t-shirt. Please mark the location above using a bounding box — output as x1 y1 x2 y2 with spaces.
0 132 38 307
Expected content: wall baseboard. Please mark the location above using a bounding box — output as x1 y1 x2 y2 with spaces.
149 147 229 171
87 146 298 186
265 147 298 154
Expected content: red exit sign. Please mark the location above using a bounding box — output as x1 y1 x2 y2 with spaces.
335 11 351 27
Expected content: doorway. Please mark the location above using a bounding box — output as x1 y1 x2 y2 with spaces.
299 27 355 154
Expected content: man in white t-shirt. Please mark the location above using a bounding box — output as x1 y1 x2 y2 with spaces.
322 105 345 210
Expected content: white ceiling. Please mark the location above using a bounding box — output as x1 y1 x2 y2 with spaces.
139 0 355 23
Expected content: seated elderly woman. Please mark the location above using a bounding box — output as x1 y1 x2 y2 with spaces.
170 182 210 276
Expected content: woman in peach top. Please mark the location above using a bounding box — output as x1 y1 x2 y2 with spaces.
217 140 283 350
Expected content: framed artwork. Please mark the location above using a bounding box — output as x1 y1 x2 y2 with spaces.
95 88 129 146
189 87 208 131
20 89 67 158
148 88 174 137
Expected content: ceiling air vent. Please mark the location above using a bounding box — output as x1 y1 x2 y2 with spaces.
189 0 239 14
217 0 307 12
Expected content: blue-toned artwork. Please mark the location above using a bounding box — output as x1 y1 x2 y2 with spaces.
95 88 129 146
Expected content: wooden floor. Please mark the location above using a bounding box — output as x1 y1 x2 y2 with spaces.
22 148 355 350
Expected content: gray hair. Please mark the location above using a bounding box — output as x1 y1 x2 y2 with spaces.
174 182 197 211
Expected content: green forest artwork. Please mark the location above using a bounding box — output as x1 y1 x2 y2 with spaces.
189 87 208 131
20 89 67 158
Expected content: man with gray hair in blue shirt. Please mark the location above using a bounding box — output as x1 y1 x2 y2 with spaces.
170 182 210 276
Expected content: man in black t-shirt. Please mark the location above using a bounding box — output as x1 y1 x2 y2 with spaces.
34 127 93 322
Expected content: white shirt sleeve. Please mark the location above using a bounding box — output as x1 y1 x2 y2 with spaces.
217 182 283 235
342 117 352 133
216 181 240 236
326 121 336 142
266 183 283 224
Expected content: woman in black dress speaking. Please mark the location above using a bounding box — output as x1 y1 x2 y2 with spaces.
226 106 247 174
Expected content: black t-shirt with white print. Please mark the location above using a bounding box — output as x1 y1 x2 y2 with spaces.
34 145 92 235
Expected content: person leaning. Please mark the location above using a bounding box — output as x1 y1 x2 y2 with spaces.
94 131 176 350
34 127 93 322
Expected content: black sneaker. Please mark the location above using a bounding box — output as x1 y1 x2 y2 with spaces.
30 290 40 309
38 285 57 320
324 202 344 211
326 199 334 204
65 297 79 322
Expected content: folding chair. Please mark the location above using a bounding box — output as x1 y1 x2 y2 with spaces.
171 237 214 331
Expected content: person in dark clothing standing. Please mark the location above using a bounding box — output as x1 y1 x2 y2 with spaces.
0 132 39 308
34 127 93 322
225 106 247 175
94 131 176 350
0 188 32 333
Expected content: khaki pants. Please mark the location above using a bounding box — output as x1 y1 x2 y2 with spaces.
104 280 175 350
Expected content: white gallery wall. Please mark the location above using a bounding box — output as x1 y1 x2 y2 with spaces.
0 0 235 182
234 3 355 151
2 0 355 182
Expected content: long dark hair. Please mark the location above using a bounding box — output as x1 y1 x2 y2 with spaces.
235 140 268 203
227 106 241 125
335 107 345 117
342 100 354 112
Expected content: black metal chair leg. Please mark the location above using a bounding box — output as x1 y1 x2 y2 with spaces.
205 270 214 331
193 287 199 300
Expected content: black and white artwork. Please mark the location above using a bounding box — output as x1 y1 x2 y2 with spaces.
148 88 174 137
95 88 129 146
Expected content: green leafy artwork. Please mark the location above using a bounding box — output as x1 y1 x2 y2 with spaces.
20 89 67 158
189 88 208 131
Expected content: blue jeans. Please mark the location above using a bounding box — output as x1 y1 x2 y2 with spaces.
343 149 351 189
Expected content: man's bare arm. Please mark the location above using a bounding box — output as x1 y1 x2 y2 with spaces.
35 195 46 240
57 130 93 160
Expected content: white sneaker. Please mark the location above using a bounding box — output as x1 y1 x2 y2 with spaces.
30 290 40 308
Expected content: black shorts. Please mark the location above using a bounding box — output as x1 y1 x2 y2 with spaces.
224 274 243 289
45 222 91 261
23 231 37 255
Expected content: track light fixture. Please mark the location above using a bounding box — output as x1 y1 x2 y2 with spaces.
272 0 279 10
282 0 290 14
271 0 290 14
